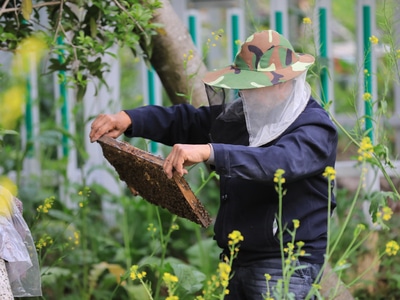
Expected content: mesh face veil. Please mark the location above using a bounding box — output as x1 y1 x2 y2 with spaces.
240 72 310 147
205 85 249 145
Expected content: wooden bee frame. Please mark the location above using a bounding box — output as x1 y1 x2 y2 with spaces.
97 136 212 227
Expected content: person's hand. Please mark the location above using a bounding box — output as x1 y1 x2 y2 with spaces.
163 144 211 179
89 111 131 142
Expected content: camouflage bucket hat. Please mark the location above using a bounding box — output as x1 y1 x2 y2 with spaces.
202 30 315 89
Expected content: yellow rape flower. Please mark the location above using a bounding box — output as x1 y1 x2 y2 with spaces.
293 219 300 229
163 272 179 284
337 259 347 266
171 223 179 231
218 262 231 288
303 17 312 24
362 92 372 101
74 231 80 245
37 196 55 214
312 283 322 290
130 265 137 279
228 230 244 245
273 169 286 184
369 35 379 45
357 136 374 162
385 240 399 256
356 223 366 231
212 29 224 41
184 49 194 61
382 206 393 221
130 265 147 281
36 234 53 250
287 242 294 251
354 223 366 237
322 166 336 181
147 223 157 233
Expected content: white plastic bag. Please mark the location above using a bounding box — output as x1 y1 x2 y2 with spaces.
0 186 42 297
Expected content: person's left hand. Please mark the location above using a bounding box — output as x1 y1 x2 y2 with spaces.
163 144 211 179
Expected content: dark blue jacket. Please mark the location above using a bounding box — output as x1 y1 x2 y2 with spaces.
124 98 338 265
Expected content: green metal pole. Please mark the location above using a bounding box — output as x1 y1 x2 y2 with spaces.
25 77 34 158
188 14 198 46
362 5 374 142
231 13 240 60
58 36 69 157
147 69 158 154
275 11 284 35
21 19 34 158
319 7 329 105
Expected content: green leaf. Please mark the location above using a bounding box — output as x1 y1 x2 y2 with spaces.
0 129 19 136
90 17 97 38
47 209 76 223
170 263 205 295
123 284 152 300
332 262 352 272
41 266 72 286
374 143 394 168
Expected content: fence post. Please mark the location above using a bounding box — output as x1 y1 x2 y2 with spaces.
141 63 162 154
357 0 380 188
54 37 79 184
226 7 245 62
84 47 122 195
357 0 380 232
357 0 377 142
187 8 202 52
393 6 400 154
315 0 334 110
22 57 40 174
57 36 70 158
270 0 289 37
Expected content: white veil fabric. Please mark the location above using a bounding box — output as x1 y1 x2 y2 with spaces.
240 72 311 147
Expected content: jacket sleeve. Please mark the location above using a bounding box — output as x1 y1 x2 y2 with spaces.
211 104 338 183
123 104 211 146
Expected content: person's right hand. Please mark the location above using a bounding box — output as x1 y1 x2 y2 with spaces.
89 111 132 142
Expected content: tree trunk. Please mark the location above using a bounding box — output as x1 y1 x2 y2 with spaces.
147 0 208 107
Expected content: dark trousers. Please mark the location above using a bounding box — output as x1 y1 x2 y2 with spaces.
224 258 321 300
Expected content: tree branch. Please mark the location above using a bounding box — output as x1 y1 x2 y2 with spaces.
0 0 11 15
0 1 61 17
111 0 149 42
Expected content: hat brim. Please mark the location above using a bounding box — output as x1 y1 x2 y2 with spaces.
202 53 315 89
